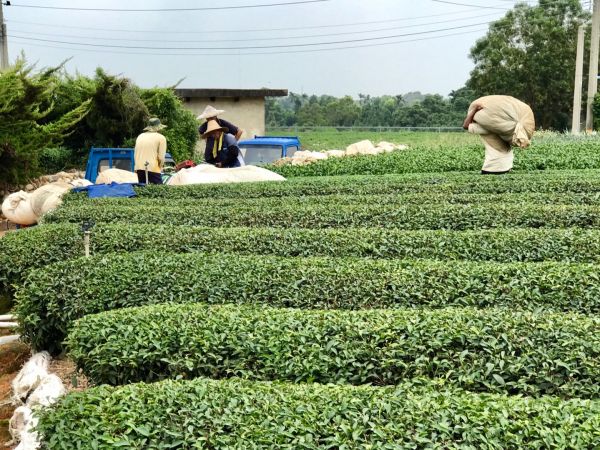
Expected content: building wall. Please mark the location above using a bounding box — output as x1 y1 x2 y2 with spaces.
181 97 266 157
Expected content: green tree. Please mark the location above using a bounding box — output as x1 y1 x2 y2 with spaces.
140 88 198 162
0 59 89 188
467 0 588 130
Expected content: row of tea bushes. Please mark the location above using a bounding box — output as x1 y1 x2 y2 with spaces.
68 303 600 398
268 141 600 177
16 252 600 353
67 169 600 200
41 199 600 230
36 377 600 449
6 224 600 295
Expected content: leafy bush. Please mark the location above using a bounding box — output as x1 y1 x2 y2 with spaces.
68 303 600 398
42 196 600 230
38 147 75 174
6 224 600 297
131 169 600 200
36 377 600 449
267 141 600 177
16 253 600 353
140 87 198 162
0 59 90 188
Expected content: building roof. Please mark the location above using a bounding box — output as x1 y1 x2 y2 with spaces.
174 88 288 99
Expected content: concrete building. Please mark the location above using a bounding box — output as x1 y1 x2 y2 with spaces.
174 88 288 156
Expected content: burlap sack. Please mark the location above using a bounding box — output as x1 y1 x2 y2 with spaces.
29 182 72 218
96 168 138 184
468 95 535 148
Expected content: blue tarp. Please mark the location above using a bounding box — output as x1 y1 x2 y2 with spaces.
73 182 138 198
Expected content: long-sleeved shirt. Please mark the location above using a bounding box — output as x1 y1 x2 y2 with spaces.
205 133 244 168
134 131 167 173
199 118 240 153
468 123 513 173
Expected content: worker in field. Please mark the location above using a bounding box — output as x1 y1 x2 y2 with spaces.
463 95 535 175
134 117 167 184
197 105 244 155
203 119 245 168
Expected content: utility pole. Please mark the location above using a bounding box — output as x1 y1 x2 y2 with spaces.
573 24 587 134
0 1 9 70
586 0 600 132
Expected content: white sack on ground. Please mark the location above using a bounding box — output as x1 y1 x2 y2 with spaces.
345 140 376 156
469 95 535 148
168 164 285 186
26 374 66 408
95 168 138 184
29 182 72 218
70 178 93 188
325 150 346 158
1 191 36 226
12 352 51 403
10 406 40 450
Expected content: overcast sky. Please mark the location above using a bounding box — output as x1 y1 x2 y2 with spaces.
4 0 549 97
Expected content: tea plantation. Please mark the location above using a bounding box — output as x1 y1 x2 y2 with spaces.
3 136 600 448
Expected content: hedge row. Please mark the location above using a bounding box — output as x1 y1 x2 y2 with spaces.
36 377 600 449
17 253 600 353
42 198 600 230
68 169 600 200
268 141 600 177
61 191 600 209
68 303 600 398
6 224 600 295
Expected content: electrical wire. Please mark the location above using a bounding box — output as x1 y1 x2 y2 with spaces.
8 21 495 50
4 0 331 12
430 0 510 9
11 12 502 44
4 8 489 35
10 27 490 57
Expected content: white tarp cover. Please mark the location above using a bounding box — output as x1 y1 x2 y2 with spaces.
168 164 286 186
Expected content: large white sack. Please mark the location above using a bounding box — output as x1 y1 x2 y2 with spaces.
1 191 37 225
469 95 535 148
325 149 346 158
70 178 93 188
96 168 138 184
29 182 72 218
12 352 51 403
26 374 65 408
376 141 397 153
168 164 285 186
10 406 39 450
345 140 376 156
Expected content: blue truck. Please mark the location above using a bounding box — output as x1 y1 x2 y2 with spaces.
84 136 300 182
238 136 301 165
84 148 175 183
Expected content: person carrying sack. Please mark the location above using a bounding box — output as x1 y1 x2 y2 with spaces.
202 120 245 168
134 117 167 184
463 95 535 175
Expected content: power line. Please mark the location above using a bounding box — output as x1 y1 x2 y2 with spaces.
11 27 490 57
5 0 331 12
431 0 510 9
12 12 502 44
4 9 488 35
8 21 493 50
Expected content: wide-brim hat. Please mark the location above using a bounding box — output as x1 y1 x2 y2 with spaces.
197 105 225 120
202 119 228 137
144 117 167 131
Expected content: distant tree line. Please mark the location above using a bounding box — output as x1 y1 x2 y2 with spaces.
268 0 590 131
266 88 476 128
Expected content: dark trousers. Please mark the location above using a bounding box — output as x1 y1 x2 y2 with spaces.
136 170 163 184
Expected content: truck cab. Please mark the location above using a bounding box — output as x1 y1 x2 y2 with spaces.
84 147 175 183
237 136 300 165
